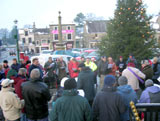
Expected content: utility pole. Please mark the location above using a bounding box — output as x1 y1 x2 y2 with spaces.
14 20 20 63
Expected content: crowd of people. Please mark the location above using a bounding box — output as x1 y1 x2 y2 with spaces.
0 54 160 121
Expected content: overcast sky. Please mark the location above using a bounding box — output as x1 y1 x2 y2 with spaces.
0 0 159 30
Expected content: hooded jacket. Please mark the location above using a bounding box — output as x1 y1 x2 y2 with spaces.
0 87 24 120
92 86 126 121
77 67 96 101
139 86 160 103
21 78 51 119
49 89 92 121
117 85 137 121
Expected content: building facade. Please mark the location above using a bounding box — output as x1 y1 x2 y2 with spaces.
49 24 76 50
19 23 76 53
19 28 35 53
83 20 108 48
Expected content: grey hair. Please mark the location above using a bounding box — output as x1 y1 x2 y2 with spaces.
18 68 27 75
30 69 40 79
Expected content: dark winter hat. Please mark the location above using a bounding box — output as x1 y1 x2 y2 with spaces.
104 75 116 87
145 79 154 87
3 60 8 63
64 78 77 90
78 63 85 68
118 76 128 86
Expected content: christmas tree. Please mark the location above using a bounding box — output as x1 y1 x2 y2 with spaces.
99 0 156 61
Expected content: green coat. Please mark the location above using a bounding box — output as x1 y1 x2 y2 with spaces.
49 89 92 121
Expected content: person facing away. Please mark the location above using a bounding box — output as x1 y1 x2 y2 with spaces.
29 58 43 79
49 78 92 121
21 69 51 121
139 79 160 103
152 57 160 84
77 63 96 105
122 63 146 91
0 79 24 121
117 76 137 121
92 75 126 121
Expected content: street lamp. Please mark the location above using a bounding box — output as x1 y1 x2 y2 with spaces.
14 19 20 63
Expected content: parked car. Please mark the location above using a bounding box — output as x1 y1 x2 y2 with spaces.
52 50 80 57
86 51 100 61
40 50 53 55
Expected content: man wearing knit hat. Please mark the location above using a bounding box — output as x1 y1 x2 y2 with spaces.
50 78 92 121
117 76 137 121
139 79 160 103
92 75 126 121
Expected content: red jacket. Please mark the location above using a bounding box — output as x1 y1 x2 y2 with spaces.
4 68 10 77
68 61 79 78
11 75 27 99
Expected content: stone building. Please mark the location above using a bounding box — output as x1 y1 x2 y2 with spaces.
83 20 108 48
49 24 76 50
33 28 52 53
19 28 35 52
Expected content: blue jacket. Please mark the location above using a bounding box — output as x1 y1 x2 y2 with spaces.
29 64 43 79
117 85 137 121
11 63 20 72
139 86 160 103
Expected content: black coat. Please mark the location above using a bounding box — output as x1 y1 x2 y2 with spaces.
77 67 96 101
21 78 51 120
142 65 153 80
92 86 126 121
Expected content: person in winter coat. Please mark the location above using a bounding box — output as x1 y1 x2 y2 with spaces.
57 57 67 81
77 63 96 105
116 56 126 75
25 60 31 76
44 57 57 88
0 79 24 121
7 66 17 79
141 60 153 90
0 65 5 80
97 56 108 90
107 57 117 76
3 60 10 77
126 55 137 67
11 58 21 72
49 78 92 121
152 57 160 84
84 57 97 72
68 58 79 78
11 68 28 99
117 76 137 121
92 75 126 121
22 69 51 121
29 58 43 79
139 79 160 103
122 64 146 91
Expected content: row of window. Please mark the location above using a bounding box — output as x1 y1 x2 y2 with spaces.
54 26 71 30
54 34 72 40
22 38 32 44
